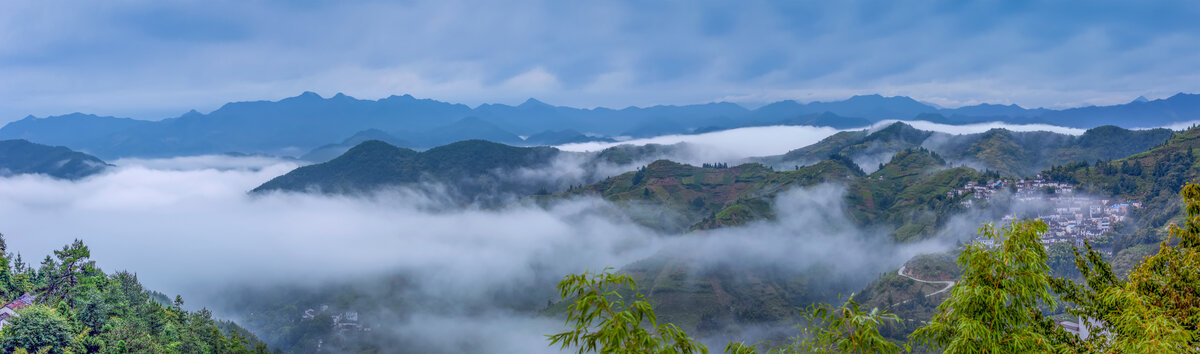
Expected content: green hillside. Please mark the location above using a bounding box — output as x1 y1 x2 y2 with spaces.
1042 126 1200 266
766 122 1172 177
252 139 560 198
846 148 982 242
574 158 864 231
0 235 265 353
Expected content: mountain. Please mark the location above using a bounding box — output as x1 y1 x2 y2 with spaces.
252 140 561 202
0 139 110 179
404 116 524 147
560 148 979 335
523 129 614 145
844 148 982 242
1040 93 1200 128
573 159 863 231
0 113 154 156
10 92 1198 160
764 122 1173 177
940 103 1049 118
299 129 410 162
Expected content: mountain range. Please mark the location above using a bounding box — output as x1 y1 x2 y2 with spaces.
4 92 1200 160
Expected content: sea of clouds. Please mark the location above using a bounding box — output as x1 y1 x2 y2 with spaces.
0 121 1150 352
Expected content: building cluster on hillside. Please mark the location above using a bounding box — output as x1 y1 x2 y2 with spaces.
953 176 1140 249
302 304 370 333
0 293 36 330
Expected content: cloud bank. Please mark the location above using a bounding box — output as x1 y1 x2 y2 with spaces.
0 154 960 352
556 120 1095 166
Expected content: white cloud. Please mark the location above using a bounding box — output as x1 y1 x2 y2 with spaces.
556 125 850 161
876 120 1088 135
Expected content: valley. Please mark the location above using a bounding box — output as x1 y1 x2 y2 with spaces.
5 117 1200 351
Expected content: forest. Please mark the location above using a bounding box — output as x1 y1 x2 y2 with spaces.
0 236 266 353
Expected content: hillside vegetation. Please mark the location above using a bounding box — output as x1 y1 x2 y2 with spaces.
573 159 863 231
252 140 560 202
0 235 265 353
766 122 1172 177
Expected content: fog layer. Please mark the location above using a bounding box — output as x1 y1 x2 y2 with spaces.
0 152 966 351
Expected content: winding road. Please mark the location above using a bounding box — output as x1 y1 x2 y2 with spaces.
897 264 955 297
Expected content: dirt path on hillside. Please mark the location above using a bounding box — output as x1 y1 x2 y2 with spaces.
897 264 955 297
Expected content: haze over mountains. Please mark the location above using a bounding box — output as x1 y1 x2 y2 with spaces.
3 96 1199 351
3 92 1199 160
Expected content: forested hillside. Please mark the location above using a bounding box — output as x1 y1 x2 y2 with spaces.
0 235 265 353
765 122 1172 177
253 139 560 202
549 183 1200 352
571 158 863 231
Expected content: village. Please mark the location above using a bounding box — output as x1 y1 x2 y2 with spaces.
952 176 1140 250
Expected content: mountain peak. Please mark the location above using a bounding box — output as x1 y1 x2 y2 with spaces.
1132 95 1150 103
293 91 323 100
846 94 922 105
519 98 551 108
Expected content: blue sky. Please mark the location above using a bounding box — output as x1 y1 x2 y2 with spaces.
1 0 1198 123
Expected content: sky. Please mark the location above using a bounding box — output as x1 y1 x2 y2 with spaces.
2 0 1199 124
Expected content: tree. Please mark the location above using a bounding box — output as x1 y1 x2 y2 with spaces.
1 305 73 353
1052 184 1200 351
52 239 94 306
911 220 1064 352
781 294 902 354
1045 241 1077 278
0 237 266 353
548 268 708 354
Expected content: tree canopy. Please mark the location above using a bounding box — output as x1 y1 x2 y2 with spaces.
0 236 267 353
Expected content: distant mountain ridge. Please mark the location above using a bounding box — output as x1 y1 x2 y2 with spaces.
4 92 1199 159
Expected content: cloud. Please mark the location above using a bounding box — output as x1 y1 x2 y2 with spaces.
874 120 1089 136
556 125 849 161
0 154 958 352
553 120 1098 167
2 1 1200 123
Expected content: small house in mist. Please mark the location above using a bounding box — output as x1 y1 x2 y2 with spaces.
0 293 37 329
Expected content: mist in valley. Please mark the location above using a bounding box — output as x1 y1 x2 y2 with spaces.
0 122 1145 352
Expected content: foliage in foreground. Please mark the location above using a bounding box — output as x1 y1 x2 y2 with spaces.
911 220 1061 352
548 269 902 354
0 236 266 353
551 183 1200 353
778 295 902 354
547 268 707 354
